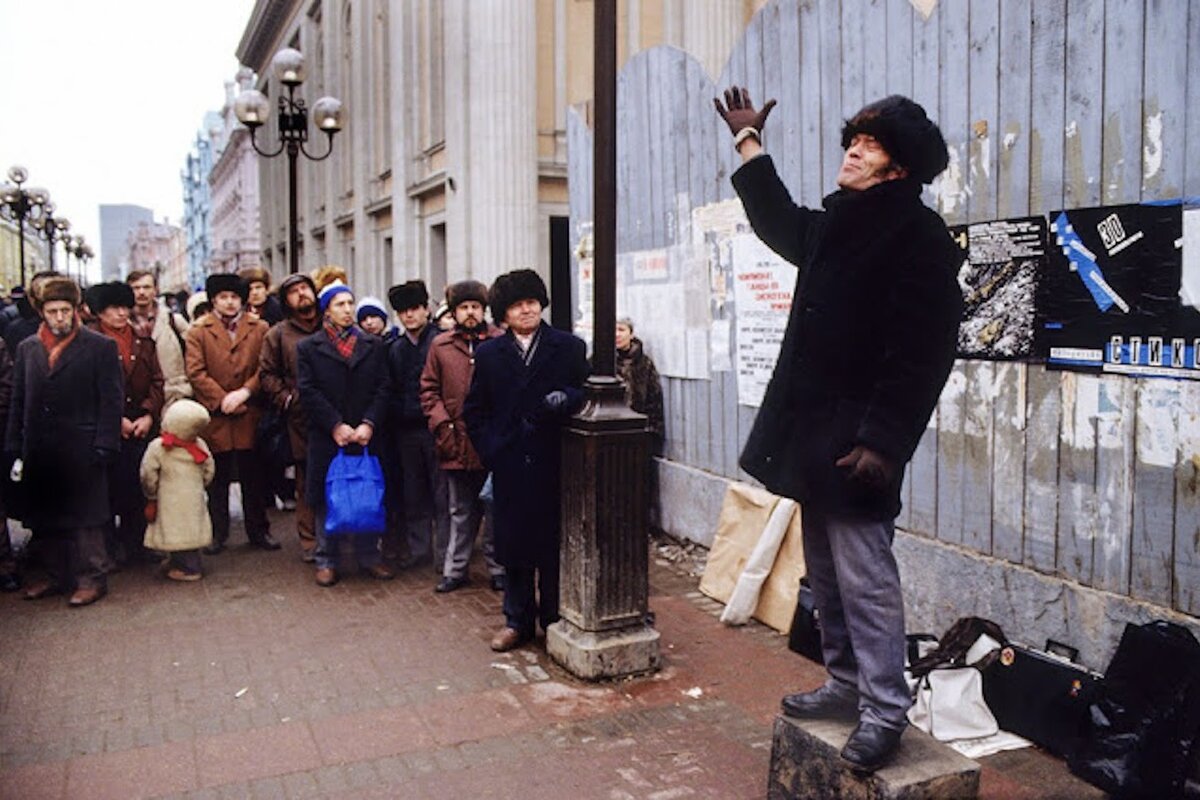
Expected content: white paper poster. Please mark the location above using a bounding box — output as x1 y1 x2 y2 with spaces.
731 234 797 407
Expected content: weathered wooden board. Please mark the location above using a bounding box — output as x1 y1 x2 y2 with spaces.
992 363 1027 564
1092 378 1135 594
1024 366 1061 574
962 361 996 554
1057 373 1098 584
1174 382 1200 615
997 0 1032 218
936 364 967 546
1130 380 1178 606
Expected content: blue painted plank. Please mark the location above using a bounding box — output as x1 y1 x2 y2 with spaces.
1141 0 1188 199
1102 0 1145 205
1063 0 1104 208
968 0 1000 222
1030 0 1067 213
998 0 1033 217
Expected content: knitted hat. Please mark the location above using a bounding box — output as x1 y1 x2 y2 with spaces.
205 273 249 303
840 95 949 184
36 277 81 309
84 281 135 313
237 266 272 288
387 280 429 312
160 398 211 440
446 279 489 311
318 280 353 313
186 291 209 320
277 273 317 314
489 269 549 318
433 302 451 323
355 296 388 323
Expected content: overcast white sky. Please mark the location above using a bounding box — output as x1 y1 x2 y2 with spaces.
0 0 256 277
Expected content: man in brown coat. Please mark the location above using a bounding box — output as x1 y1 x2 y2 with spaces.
420 280 505 593
185 273 279 553
259 273 322 561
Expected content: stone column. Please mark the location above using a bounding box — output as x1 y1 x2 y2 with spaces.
464 0 539 283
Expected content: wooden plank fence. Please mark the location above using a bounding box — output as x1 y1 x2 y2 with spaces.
566 0 1200 618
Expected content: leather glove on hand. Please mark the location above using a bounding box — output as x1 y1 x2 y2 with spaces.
712 86 776 137
835 445 896 490
543 390 569 414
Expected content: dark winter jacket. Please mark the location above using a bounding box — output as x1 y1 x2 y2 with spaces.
420 324 505 470
616 337 665 453
464 324 589 568
6 325 124 529
296 328 391 509
260 314 322 459
387 323 438 429
732 155 962 520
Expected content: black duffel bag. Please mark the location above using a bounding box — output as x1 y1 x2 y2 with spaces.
1068 620 1200 798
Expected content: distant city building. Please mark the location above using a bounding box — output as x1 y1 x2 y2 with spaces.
181 111 223 289
208 68 262 280
126 218 187 291
0 219 49 291
99 203 153 281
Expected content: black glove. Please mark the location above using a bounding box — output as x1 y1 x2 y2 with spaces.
712 86 776 137
543 390 569 414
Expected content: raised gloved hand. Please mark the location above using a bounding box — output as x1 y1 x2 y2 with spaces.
712 86 776 138
543 390 569 413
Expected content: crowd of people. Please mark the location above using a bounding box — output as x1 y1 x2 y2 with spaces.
0 263 663 653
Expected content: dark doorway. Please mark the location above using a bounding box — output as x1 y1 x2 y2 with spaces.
549 216 572 331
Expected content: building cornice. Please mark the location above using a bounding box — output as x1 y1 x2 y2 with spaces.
237 0 303 73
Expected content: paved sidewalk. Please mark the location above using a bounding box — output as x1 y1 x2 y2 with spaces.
0 510 1102 799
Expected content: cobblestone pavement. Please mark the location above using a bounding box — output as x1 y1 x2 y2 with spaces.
0 510 1101 799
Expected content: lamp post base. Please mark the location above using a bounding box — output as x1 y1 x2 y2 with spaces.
546 618 661 681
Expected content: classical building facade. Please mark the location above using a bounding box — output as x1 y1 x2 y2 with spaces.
208 68 263 281
126 219 187 291
236 0 760 312
181 112 222 290
99 203 154 281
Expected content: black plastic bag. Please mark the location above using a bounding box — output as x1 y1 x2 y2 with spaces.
1068 620 1200 798
787 576 822 663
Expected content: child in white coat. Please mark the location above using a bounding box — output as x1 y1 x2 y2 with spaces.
140 399 216 581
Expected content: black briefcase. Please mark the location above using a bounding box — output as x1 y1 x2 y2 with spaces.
981 639 1101 757
787 577 822 663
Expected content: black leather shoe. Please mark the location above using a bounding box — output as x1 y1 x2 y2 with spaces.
202 542 226 556
434 575 469 593
780 685 859 719
251 533 282 551
840 721 904 773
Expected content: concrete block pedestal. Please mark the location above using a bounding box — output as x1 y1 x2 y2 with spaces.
768 715 980 800
546 619 661 680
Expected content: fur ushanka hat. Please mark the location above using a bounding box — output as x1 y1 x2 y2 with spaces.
840 95 949 184
445 280 489 312
237 266 272 288
84 281 136 314
488 269 549 318
205 273 249 303
36 277 82 310
387 280 429 312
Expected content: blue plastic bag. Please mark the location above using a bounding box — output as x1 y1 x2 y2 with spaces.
324 447 386 535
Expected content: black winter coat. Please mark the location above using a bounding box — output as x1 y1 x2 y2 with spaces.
5 326 124 529
464 324 589 568
387 324 438 429
732 156 962 520
296 329 391 510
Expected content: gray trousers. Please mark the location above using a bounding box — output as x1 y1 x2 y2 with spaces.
443 469 502 579
802 509 911 730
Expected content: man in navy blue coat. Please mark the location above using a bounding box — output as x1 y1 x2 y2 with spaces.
464 270 589 652
296 281 395 587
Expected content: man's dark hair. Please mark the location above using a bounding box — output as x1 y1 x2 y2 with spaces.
125 269 155 286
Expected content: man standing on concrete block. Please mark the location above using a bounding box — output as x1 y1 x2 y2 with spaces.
714 89 962 772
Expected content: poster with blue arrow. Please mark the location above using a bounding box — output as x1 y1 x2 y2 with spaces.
1036 202 1197 380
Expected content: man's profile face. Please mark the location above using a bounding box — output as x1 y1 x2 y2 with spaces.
212 290 243 317
398 305 429 333
454 300 484 330
836 133 907 192
129 276 156 309
41 300 75 336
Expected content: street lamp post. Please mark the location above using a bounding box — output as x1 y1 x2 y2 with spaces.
0 165 51 286
63 234 91 282
32 207 69 272
233 48 344 275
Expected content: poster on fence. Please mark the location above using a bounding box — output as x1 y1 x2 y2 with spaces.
951 216 1045 360
730 233 797 407
1036 202 1199 380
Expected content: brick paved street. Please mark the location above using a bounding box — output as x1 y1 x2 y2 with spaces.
0 509 1101 799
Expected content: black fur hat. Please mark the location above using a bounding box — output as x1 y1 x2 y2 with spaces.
387 280 429 312
446 280 489 311
85 281 135 313
840 95 949 184
489 269 549 318
205 272 249 303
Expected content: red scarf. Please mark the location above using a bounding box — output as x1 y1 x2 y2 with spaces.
162 432 208 463
38 320 79 370
324 320 357 360
98 320 134 371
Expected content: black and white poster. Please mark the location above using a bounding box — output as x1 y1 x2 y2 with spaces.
1036 202 1198 380
950 216 1046 360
